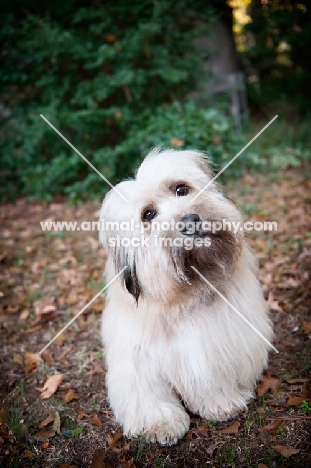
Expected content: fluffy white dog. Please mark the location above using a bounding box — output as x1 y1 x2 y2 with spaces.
99 148 273 445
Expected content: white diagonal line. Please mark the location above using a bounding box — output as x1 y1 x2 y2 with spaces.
191 266 278 353
191 115 278 203
40 114 129 203
38 267 128 355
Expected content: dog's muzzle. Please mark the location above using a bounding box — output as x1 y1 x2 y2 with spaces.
178 213 201 237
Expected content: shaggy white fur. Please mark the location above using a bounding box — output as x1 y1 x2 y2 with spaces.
99 148 273 445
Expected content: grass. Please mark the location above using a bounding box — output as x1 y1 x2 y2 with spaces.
134 435 150 463
218 443 239 466
301 401 311 414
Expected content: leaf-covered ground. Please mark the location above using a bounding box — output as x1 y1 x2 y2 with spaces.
1 166 311 468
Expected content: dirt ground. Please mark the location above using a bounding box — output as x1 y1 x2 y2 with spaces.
1 166 311 468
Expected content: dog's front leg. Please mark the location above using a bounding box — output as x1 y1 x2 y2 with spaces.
104 341 190 445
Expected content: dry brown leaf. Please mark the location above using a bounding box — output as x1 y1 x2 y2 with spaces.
107 432 129 453
77 413 89 420
39 413 56 428
302 320 311 333
19 310 30 321
105 34 117 43
170 137 184 147
286 396 309 406
216 421 240 434
54 333 66 346
259 420 285 434
190 425 209 438
87 364 105 376
257 375 279 396
37 374 63 399
206 443 218 456
34 297 56 318
41 349 54 364
25 324 44 334
21 449 38 459
64 388 80 403
258 464 269 468
33 429 55 441
287 378 309 384
90 452 107 468
13 353 23 365
271 445 301 457
91 413 103 429
24 352 43 373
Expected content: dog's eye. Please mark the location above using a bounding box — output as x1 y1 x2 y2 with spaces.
176 185 189 197
142 209 157 221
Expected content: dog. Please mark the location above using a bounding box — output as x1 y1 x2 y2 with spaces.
99 148 273 445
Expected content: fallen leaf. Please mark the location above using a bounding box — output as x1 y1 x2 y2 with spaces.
19 310 29 321
287 396 309 406
105 34 117 43
107 432 130 453
216 421 240 434
41 349 54 364
54 333 66 346
13 353 23 365
21 449 38 459
259 420 285 434
271 445 301 457
37 374 63 399
64 389 80 403
190 425 209 438
24 352 43 373
170 137 184 147
90 452 106 468
206 443 218 456
42 441 49 449
61 427 83 438
77 413 89 420
258 464 269 468
39 413 56 428
87 364 105 376
287 378 309 384
25 324 45 334
33 297 56 321
91 413 103 429
257 375 279 396
33 430 55 441
302 320 311 333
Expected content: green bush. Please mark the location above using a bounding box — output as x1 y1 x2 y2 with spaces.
1 0 222 200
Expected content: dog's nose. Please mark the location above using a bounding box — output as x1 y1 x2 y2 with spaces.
179 213 201 236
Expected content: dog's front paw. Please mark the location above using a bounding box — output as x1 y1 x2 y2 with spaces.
128 405 190 445
142 411 190 445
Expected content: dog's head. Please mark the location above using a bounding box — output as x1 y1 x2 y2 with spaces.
100 148 243 304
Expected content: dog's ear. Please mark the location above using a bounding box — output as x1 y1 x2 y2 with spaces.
123 263 141 303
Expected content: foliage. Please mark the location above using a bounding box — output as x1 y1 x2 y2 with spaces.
242 0 311 114
243 119 311 172
300 400 311 414
0 0 223 200
114 102 245 177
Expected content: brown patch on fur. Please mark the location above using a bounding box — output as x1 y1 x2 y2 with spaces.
159 222 242 292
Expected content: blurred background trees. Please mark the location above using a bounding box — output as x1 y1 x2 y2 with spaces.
0 0 310 200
